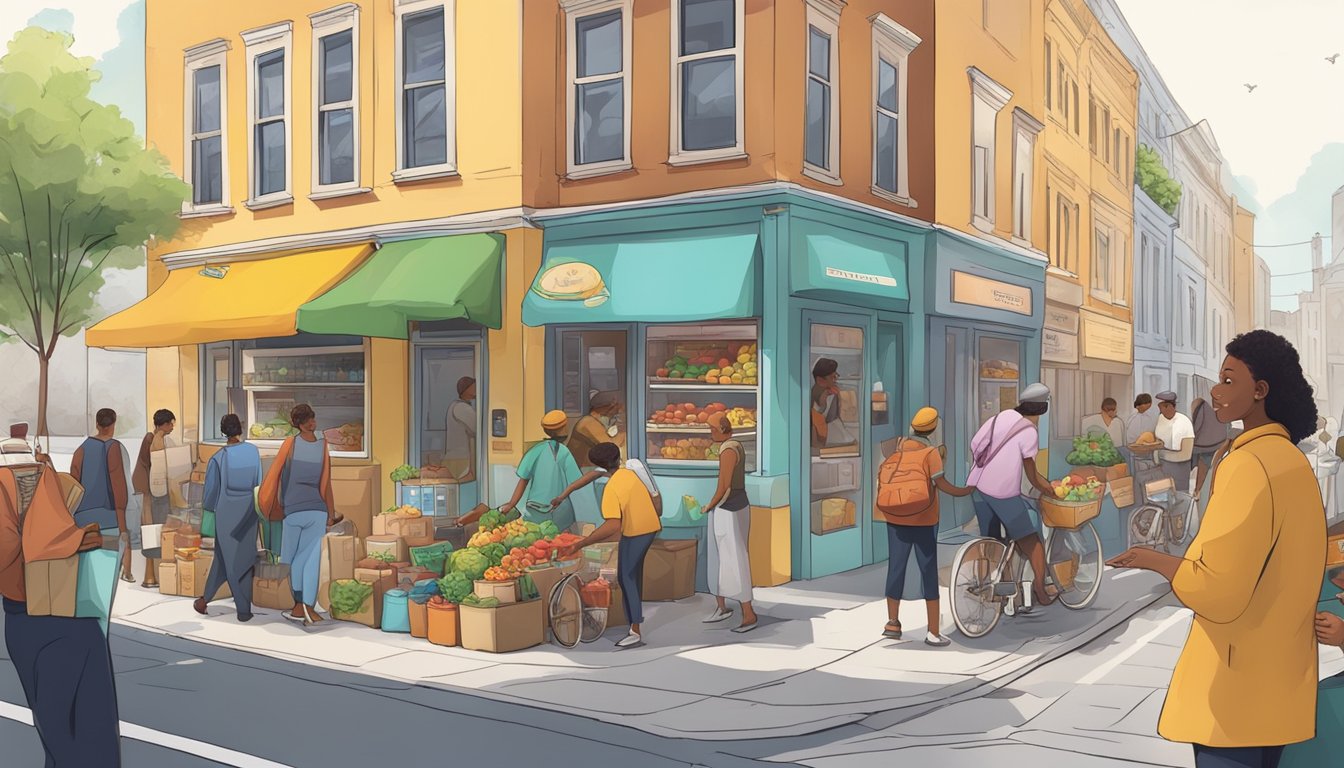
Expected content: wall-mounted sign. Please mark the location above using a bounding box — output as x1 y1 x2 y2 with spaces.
531 262 609 307
1081 311 1133 364
1043 328 1079 364
952 271 1032 316
824 266 898 288
1046 273 1084 306
1045 304 1080 334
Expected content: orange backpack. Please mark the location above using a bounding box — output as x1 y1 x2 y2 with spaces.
875 441 936 520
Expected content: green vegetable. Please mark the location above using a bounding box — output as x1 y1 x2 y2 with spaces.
437 571 473 604
539 521 560 539
368 550 396 564
461 593 498 608
478 509 507 531
480 542 507 567
448 548 490 581
329 580 374 616
390 464 420 483
1066 432 1124 467
411 542 453 575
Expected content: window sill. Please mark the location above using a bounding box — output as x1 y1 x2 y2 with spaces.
392 165 460 184
666 150 748 168
1010 235 1033 249
309 186 372 201
180 204 235 220
565 161 633 181
870 186 918 208
1046 266 1079 279
244 194 294 211
802 165 843 187
971 215 995 235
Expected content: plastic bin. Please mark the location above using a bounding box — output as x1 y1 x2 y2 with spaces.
427 600 460 647
381 589 411 633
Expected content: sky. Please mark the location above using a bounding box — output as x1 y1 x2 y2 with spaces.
3 0 1341 311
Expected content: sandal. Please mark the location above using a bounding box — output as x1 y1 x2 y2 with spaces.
883 622 903 639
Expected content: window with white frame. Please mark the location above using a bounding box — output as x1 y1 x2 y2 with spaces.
1138 233 1150 333
396 0 455 178
804 1 841 178
311 4 360 193
871 14 920 203
1053 191 1076 273
242 22 293 206
1011 108 1043 241
1093 228 1111 295
1187 283 1199 351
969 67 1011 230
184 39 229 211
566 0 631 176
670 0 744 163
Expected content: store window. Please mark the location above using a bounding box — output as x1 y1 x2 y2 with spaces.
412 332 481 509
977 336 1022 429
555 328 631 467
809 323 862 536
646 322 758 471
312 4 359 191
396 0 455 178
201 335 367 455
567 2 630 175
242 22 292 206
671 0 743 162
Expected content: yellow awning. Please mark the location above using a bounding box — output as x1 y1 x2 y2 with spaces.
86 244 373 348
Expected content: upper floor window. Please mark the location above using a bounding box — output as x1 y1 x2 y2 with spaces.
395 0 456 180
242 22 293 208
311 4 361 194
870 14 920 204
803 1 841 180
1011 108 1043 242
670 0 744 164
1093 229 1111 295
565 0 631 178
969 67 1012 232
183 39 230 213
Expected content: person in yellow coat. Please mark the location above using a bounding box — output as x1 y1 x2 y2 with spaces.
1108 330 1324 768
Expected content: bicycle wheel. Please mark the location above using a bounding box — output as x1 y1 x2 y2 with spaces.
1127 504 1166 552
949 537 1006 638
581 607 609 643
1049 522 1103 610
549 574 583 649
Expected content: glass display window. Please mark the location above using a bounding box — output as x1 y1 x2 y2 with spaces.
554 328 631 467
808 322 864 535
645 322 759 471
978 336 1023 427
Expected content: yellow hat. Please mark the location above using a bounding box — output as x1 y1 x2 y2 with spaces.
911 407 939 432
541 410 569 430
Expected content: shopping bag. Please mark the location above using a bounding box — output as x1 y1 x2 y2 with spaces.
201 509 217 538
23 557 80 617
76 543 125 636
142 524 163 560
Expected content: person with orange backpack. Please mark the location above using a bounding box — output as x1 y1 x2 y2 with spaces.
876 407 974 646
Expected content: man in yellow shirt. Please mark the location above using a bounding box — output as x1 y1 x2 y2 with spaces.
559 442 661 649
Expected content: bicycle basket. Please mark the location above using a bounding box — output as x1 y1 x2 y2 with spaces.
1039 497 1101 530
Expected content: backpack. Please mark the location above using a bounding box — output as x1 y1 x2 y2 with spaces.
875 440 937 519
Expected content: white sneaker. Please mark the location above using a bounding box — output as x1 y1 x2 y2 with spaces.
703 608 733 624
615 631 644 649
924 633 951 647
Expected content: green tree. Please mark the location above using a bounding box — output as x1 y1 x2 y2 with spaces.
0 28 188 436
1135 144 1182 217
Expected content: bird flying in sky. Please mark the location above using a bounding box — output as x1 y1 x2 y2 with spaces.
1244 83 1258 92
1328 54 1340 64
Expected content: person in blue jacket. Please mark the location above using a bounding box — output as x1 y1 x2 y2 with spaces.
194 414 262 622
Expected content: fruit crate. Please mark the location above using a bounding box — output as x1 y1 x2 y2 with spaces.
1039 497 1101 530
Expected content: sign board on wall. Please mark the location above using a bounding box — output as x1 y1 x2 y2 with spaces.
1045 304 1080 333
1081 311 1133 364
1043 328 1080 364
952 271 1032 316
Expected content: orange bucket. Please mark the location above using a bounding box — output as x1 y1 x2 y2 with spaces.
409 599 429 638
427 599 460 647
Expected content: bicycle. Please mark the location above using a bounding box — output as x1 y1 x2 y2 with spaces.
548 571 610 648
949 495 1104 639
1126 444 1199 553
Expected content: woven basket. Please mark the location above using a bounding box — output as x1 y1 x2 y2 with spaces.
1039 497 1101 530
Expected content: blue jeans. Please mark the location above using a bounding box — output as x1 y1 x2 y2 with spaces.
281 510 326 606
885 523 939 601
1194 745 1284 768
617 532 656 626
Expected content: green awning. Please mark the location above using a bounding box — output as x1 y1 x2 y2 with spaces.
791 229 910 310
521 229 760 326
296 234 503 337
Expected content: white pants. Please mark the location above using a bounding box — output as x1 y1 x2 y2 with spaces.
707 505 753 603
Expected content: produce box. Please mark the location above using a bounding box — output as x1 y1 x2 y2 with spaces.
331 571 395 628
158 562 181 596
1039 498 1101 530
318 534 361 612
396 566 437 591
1071 464 1128 483
176 553 211 597
410 542 453 575
427 599 460 647
160 530 178 558
582 543 618 568
459 599 543 653
474 579 518 605
374 513 434 541
1328 521 1344 568
365 535 409 564
642 538 697 601
354 566 395 584
1108 477 1136 508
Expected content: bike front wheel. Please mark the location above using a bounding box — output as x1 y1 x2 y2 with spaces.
949 537 1006 639
1048 522 1103 610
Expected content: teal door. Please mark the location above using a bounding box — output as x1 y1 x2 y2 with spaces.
870 320 904 564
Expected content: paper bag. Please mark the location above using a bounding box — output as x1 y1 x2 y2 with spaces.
1108 476 1136 508
24 557 79 617
158 561 180 596
318 534 360 611
253 577 295 610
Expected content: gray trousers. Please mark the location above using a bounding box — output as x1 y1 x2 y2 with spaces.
1162 459 1192 492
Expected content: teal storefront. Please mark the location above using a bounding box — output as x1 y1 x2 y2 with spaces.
523 190 931 584
924 229 1048 543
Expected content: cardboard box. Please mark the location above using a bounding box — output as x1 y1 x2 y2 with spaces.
24 557 79 616
332 464 380 547
749 506 791 587
474 579 519 604
177 554 211 597
642 538 697 601
160 530 178 558
1108 476 1136 508
354 566 395 584
1328 521 1344 567
331 571 395 628
159 561 181 596
318 534 360 612
365 535 409 564
459 599 544 653
609 583 628 628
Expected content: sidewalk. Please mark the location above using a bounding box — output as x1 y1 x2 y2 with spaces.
109 548 1171 742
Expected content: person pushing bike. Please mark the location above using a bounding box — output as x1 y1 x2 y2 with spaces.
967 383 1058 608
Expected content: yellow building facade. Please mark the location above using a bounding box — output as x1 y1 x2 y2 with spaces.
1232 203 1258 334
1039 0 1137 440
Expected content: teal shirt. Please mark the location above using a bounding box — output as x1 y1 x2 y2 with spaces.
1281 571 1344 766
515 440 595 532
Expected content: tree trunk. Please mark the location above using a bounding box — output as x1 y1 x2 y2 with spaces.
36 352 50 440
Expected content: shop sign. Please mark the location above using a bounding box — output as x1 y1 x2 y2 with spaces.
1044 304 1079 334
1043 328 1079 364
952 271 1033 316
1081 311 1133 364
531 262 610 307
1046 273 1084 305
824 266 898 288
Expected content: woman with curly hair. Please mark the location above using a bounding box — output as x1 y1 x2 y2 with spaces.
1109 330 1324 768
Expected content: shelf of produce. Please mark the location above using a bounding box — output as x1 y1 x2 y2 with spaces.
648 382 758 392
645 425 757 436
244 383 365 390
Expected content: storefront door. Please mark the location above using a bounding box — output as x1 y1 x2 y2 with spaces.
412 338 483 516
804 312 869 577
870 320 904 564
